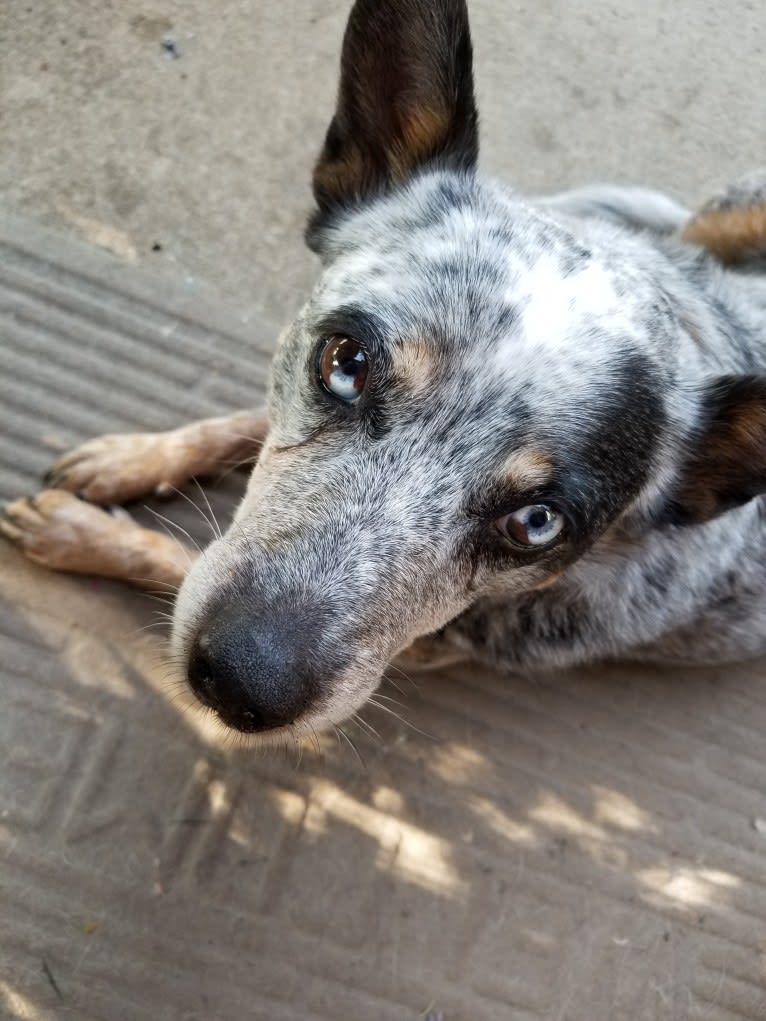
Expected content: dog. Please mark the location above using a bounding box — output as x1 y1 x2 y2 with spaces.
3 0 766 748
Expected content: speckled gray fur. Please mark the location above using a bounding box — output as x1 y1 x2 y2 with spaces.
172 0 766 738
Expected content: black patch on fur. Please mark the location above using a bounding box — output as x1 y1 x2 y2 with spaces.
515 595 583 647
566 350 666 527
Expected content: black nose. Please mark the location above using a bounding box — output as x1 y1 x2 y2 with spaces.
186 599 323 732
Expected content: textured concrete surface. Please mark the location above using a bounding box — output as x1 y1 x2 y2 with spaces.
2 1 765 322
2 2 766 1019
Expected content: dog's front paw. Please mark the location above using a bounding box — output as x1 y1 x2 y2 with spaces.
44 432 187 504
1 490 138 575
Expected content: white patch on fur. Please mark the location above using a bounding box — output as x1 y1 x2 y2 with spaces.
518 258 620 350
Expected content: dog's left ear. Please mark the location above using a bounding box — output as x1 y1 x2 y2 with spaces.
307 0 478 249
665 375 766 524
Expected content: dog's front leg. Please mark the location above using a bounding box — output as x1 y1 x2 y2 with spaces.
43 410 268 505
2 490 195 591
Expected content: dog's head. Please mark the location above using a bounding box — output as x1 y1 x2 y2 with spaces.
172 0 766 740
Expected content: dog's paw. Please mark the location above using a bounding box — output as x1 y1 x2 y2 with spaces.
1 489 138 575
44 431 188 504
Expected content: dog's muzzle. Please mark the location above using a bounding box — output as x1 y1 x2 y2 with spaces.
186 597 326 733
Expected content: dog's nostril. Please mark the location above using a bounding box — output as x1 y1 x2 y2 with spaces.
187 636 217 707
238 709 262 733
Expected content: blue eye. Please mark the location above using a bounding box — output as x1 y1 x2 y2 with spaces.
319 335 369 403
495 505 565 548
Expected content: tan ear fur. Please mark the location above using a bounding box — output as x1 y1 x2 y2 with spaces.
681 171 766 263
672 376 766 523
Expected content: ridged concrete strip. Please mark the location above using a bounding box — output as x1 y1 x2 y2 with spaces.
0 211 274 543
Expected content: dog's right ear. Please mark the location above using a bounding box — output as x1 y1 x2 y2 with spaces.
307 0 479 251
662 375 766 524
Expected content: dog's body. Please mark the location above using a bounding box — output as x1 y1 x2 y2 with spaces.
4 0 766 744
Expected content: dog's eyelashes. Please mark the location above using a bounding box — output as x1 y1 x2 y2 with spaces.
318 335 369 403
495 505 565 549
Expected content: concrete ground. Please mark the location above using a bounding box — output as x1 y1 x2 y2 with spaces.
2 2 766 1020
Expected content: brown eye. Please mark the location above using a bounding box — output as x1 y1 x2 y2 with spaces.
319 335 369 403
495 505 565 548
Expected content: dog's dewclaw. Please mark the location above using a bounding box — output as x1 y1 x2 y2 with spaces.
44 411 269 505
1 489 193 589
